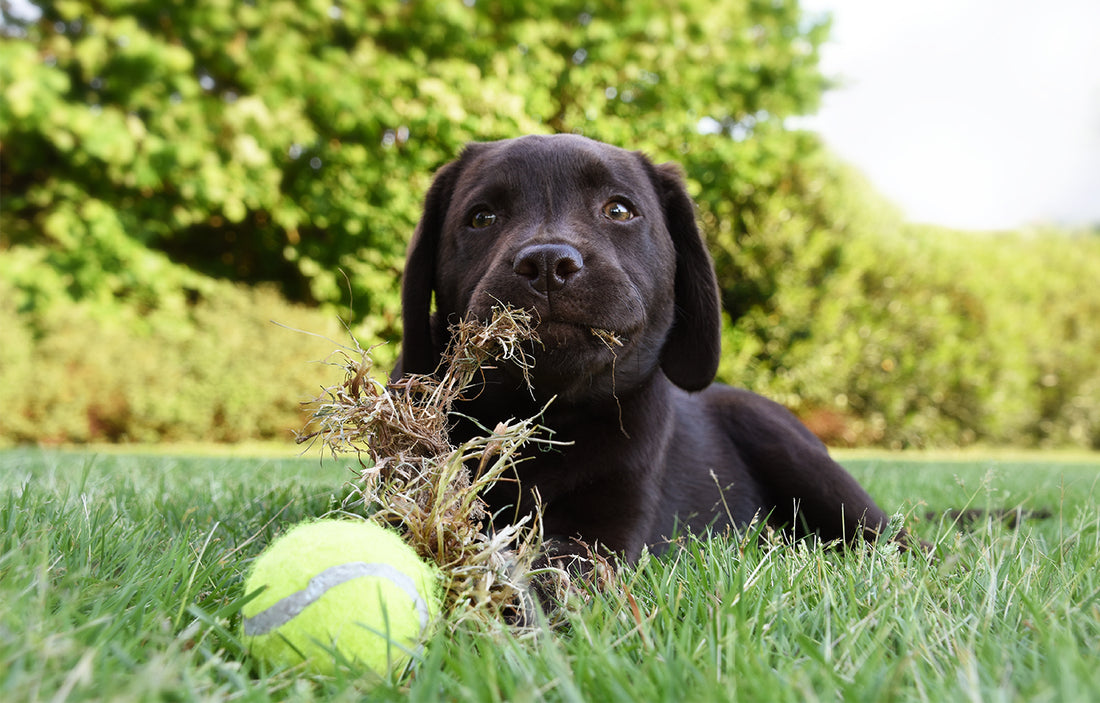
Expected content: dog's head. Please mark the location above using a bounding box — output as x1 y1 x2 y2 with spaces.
398 134 721 400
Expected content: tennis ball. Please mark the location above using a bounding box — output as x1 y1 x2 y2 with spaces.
241 519 440 677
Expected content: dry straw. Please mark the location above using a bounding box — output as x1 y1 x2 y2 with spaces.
297 307 570 627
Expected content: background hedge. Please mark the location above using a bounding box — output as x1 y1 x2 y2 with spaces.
2 0 1098 448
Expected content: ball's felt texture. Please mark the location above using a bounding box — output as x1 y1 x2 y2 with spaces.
241 519 439 676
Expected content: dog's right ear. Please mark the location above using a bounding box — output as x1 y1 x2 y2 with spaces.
394 156 467 380
649 161 722 391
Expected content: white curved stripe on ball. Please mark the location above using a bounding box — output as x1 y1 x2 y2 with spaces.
243 561 430 636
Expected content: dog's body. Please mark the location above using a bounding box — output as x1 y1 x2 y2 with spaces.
396 134 904 563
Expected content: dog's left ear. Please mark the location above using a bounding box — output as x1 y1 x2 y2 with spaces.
395 155 467 379
649 161 722 391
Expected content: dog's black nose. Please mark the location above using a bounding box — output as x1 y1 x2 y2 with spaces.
513 244 583 293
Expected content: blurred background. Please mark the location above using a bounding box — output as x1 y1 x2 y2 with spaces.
802 0 1100 232
1 0 1097 450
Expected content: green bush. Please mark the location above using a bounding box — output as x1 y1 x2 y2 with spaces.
0 271 356 444
715 161 1100 449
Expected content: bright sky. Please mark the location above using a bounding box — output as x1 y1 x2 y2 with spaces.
799 0 1100 230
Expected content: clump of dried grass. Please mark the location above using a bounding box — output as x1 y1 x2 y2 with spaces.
297 306 565 626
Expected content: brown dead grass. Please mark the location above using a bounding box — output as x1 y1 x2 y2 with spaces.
297 307 571 627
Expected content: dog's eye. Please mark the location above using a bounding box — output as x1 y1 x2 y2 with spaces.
602 200 636 222
469 210 497 229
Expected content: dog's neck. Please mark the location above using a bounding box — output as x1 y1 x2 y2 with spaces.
466 370 679 558
450 369 675 446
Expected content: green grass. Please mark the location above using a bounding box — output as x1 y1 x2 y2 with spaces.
2 448 1098 702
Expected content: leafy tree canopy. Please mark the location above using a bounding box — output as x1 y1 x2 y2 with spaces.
1 0 830 344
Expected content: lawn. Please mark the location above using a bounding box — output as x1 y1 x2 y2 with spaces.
1 447 1098 702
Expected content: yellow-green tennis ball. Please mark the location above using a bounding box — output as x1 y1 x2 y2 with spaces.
241 519 440 677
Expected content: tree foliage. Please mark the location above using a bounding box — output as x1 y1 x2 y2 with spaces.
2 1 1098 448
1 0 828 342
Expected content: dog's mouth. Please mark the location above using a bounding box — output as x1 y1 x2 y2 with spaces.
528 318 631 353
465 292 651 396
589 326 626 350
514 318 641 387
